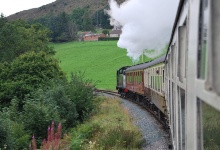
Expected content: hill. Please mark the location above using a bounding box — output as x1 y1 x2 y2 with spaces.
51 41 152 90
7 0 125 21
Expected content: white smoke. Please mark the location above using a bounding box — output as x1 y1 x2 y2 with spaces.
107 0 179 61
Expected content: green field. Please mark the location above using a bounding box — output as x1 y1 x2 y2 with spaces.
51 41 151 90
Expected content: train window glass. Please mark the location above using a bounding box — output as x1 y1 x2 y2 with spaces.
207 0 220 94
134 72 136 84
153 69 155 90
138 72 139 84
169 53 172 79
172 83 176 141
140 71 142 84
128 73 130 83
170 48 173 79
169 81 172 125
140 71 141 84
139 72 140 84
128 73 129 83
134 72 135 84
171 45 176 79
178 24 187 83
152 74 154 89
136 72 138 84
197 99 203 150
163 70 165 83
199 99 220 149
150 76 153 88
178 87 186 149
198 0 209 79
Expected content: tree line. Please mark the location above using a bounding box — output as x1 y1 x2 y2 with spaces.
29 8 111 42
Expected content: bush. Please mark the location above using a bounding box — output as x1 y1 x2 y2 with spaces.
98 126 142 149
39 80 79 128
22 98 60 146
71 123 100 150
0 108 30 150
67 72 95 122
0 51 65 109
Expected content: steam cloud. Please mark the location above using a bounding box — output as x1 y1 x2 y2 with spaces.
107 0 178 61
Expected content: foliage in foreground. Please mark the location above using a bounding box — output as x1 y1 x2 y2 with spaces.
0 74 96 149
70 97 143 150
30 121 71 150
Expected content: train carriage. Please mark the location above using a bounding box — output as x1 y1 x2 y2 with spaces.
165 0 220 149
122 55 168 122
116 0 220 149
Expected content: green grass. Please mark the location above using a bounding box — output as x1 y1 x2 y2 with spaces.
70 97 143 150
51 41 151 90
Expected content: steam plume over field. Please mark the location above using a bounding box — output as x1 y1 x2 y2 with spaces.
107 0 178 61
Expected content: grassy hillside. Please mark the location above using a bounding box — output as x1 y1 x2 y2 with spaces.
51 41 151 90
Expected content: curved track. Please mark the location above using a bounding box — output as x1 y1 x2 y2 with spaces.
96 89 172 149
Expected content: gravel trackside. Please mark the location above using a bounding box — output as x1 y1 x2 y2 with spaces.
100 93 171 150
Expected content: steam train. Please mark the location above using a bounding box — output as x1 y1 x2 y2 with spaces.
116 0 220 149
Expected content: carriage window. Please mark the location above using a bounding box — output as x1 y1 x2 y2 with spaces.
178 22 187 83
178 88 186 149
207 0 220 95
171 45 175 79
172 83 176 141
198 0 209 79
197 99 220 149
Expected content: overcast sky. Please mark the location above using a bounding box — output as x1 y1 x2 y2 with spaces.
0 0 56 16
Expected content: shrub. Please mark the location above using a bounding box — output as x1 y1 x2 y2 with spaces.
22 99 60 146
40 80 79 128
0 109 30 150
97 126 142 149
70 123 100 150
67 72 95 122
0 51 65 108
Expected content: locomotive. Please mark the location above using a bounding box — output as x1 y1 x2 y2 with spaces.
116 0 220 149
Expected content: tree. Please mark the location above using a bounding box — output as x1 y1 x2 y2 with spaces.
0 51 65 108
102 29 109 35
0 19 54 62
71 8 86 30
82 10 94 31
68 21 78 41
93 9 111 29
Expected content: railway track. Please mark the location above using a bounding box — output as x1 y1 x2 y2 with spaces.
96 89 171 149
95 89 168 130
95 89 119 96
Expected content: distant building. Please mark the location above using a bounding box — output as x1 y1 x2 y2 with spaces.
110 30 122 37
82 31 92 35
83 33 106 41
